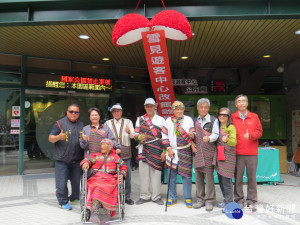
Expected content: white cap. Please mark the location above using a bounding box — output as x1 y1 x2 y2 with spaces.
144 98 156 106
110 104 122 112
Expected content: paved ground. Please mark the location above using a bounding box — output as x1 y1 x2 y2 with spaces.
0 169 299 225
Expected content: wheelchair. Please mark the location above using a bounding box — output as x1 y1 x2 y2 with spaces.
80 165 125 224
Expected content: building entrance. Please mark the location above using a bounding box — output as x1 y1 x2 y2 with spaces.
23 90 109 174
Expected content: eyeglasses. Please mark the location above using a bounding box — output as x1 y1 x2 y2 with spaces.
68 110 80 115
218 114 229 117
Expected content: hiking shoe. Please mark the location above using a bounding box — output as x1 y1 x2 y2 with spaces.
185 199 193 208
193 201 205 209
248 204 257 212
217 201 226 208
205 202 214 211
153 198 164 205
61 203 72 210
166 199 177 207
135 198 150 205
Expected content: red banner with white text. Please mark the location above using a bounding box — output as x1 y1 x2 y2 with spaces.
142 30 175 119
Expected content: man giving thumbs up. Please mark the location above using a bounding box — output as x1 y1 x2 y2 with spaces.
49 104 84 210
231 95 263 212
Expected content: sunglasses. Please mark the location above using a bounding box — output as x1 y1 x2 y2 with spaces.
68 110 80 115
218 114 229 117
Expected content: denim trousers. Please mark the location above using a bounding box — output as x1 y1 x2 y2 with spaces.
123 159 132 201
55 160 82 205
167 168 192 201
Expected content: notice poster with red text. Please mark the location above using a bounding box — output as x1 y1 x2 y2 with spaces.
142 30 175 119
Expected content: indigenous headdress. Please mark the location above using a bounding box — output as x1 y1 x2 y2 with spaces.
101 138 113 148
172 101 185 110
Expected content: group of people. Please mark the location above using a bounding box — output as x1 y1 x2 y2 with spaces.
48 94 262 223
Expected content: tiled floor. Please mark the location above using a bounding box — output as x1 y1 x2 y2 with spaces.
0 170 299 225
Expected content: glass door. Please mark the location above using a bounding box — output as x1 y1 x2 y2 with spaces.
23 89 109 174
0 88 20 176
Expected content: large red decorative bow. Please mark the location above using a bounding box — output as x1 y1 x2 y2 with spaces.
112 10 193 46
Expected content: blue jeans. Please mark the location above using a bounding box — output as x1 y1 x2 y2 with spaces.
124 159 132 201
55 160 82 205
167 168 192 201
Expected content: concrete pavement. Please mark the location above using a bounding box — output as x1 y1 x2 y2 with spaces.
0 169 299 225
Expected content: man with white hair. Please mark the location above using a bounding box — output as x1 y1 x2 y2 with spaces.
162 101 195 208
104 104 135 205
134 98 166 205
231 94 262 211
193 98 219 211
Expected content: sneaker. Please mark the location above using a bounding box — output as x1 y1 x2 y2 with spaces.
185 199 193 208
166 199 177 207
205 202 214 211
135 198 150 205
193 201 205 209
153 198 164 205
61 203 72 210
217 201 226 208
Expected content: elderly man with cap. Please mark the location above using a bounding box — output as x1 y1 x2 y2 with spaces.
104 104 135 205
134 97 166 205
193 98 219 211
162 101 195 208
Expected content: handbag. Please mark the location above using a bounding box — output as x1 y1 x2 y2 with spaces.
217 146 226 161
87 154 110 179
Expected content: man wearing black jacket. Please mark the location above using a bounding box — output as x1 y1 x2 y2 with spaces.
49 104 84 210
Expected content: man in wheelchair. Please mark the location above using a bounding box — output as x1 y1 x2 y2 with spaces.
81 138 127 224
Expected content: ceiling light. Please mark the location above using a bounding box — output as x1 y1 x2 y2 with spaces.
295 30 300 34
181 56 189 60
277 64 284 73
263 55 271 58
102 58 110 61
91 66 97 69
79 34 90 39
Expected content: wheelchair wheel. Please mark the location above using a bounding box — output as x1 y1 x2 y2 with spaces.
80 170 90 222
79 175 86 212
81 209 91 222
119 180 125 220
121 208 125 220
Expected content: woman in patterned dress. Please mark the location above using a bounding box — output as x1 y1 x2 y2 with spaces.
214 107 237 212
81 138 127 224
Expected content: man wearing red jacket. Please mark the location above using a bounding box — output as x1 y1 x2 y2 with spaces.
231 94 263 212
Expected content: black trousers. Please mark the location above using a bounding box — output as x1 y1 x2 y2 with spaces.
217 173 233 204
